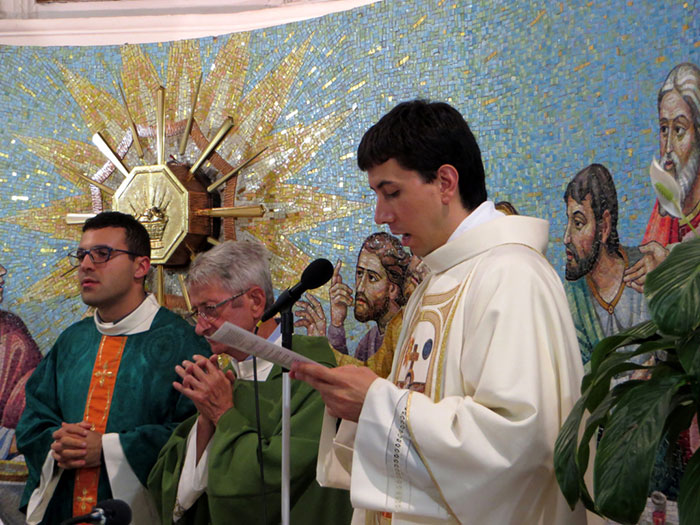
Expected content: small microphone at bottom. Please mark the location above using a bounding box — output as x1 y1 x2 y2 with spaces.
59 498 132 525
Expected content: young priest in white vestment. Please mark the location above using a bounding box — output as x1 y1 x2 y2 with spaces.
291 100 592 525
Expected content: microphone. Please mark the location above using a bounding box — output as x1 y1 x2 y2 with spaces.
261 258 333 323
60 499 132 525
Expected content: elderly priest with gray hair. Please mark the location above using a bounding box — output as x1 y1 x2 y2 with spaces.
148 239 352 525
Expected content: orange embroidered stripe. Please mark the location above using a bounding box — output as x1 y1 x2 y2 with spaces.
72 335 126 516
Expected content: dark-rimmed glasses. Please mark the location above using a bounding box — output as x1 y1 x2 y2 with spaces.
185 289 249 324
68 245 144 267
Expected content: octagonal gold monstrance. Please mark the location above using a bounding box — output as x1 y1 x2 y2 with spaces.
112 163 210 265
66 84 265 306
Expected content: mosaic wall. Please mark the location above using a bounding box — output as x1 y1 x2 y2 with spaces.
0 0 698 358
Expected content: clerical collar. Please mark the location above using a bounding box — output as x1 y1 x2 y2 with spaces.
447 200 504 243
237 325 279 381
423 215 550 274
94 293 160 336
267 322 282 345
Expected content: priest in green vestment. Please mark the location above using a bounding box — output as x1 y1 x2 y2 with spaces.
16 212 210 525
148 240 353 525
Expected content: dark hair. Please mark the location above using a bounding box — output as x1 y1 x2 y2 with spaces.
563 164 620 255
83 211 151 258
360 232 411 306
357 99 487 211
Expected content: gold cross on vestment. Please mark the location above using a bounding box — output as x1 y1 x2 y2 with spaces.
94 362 113 387
77 489 95 512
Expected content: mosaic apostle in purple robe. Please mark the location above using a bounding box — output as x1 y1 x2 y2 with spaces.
0 263 41 459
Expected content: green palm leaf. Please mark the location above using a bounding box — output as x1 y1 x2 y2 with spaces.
587 320 659 377
554 397 586 509
645 237 700 336
594 375 685 523
679 450 700 525
678 329 700 378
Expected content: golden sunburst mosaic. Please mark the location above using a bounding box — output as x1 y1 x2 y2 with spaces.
2 34 368 312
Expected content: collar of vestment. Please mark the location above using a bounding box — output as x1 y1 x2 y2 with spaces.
94 293 160 336
423 215 550 274
447 200 504 242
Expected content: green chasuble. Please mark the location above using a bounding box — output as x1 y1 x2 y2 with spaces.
148 334 353 525
16 307 211 525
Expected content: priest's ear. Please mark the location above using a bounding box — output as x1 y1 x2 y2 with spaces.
246 285 267 318
435 164 460 206
133 255 150 282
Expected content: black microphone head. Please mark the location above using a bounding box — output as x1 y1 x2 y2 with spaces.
95 499 132 525
300 258 333 290
261 258 334 322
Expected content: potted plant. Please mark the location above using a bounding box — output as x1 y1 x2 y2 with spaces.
554 234 700 524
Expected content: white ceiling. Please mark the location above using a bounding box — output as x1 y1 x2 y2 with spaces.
2 0 335 19
0 0 379 45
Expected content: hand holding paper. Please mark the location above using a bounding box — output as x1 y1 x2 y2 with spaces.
290 363 379 422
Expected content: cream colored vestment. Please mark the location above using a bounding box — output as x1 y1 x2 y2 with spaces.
319 215 589 525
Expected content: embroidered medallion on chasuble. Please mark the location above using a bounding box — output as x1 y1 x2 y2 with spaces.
393 276 469 399
73 335 127 516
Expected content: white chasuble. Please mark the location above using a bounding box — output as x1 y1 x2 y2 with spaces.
338 215 589 525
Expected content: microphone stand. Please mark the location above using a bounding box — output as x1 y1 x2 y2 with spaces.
279 305 294 525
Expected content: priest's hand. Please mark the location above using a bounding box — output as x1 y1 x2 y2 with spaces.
174 354 235 425
290 363 378 422
80 427 103 468
51 421 91 469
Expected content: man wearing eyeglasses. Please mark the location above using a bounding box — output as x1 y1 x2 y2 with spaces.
148 240 353 525
16 211 209 525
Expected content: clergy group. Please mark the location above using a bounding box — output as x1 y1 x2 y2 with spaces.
15 99 592 525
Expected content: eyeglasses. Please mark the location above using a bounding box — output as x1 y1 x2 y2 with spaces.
185 289 249 324
68 245 144 267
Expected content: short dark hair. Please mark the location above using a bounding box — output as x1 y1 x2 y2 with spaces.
360 232 411 306
83 211 151 258
357 99 487 211
563 164 620 255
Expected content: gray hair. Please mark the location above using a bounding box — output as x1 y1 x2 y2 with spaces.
658 62 700 133
186 240 274 309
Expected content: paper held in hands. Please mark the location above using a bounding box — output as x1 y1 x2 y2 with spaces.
208 321 316 368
